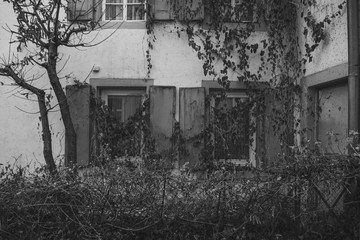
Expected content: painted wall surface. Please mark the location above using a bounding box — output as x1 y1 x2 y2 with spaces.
0 2 267 168
0 4 64 168
298 0 349 151
298 0 348 77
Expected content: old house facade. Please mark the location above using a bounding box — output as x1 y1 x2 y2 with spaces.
0 0 350 170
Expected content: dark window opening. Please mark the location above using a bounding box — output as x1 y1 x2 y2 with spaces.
213 96 250 160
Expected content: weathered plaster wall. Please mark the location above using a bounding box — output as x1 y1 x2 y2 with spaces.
298 0 348 149
299 0 348 76
0 2 268 168
0 4 63 168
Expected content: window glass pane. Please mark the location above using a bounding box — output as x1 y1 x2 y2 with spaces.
127 0 142 3
127 4 145 20
108 96 123 122
123 96 142 122
106 0 123 3
214 97 249 160
107 95 142 123
105 5 123 20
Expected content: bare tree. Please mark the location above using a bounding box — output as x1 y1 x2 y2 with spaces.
0 0 104 174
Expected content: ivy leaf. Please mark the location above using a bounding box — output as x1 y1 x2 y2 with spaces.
303 28 308 37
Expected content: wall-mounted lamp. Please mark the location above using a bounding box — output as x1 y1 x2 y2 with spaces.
92 66 100 73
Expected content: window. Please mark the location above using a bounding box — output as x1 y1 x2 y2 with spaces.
101 89 144 123
224 0 256 23
104 0 146 21
209 92 256 165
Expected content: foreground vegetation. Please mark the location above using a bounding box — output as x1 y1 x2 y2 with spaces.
1 152 359 240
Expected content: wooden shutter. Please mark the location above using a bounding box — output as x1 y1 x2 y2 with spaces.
150 86 176 153
260 88 282 167
66 85 91 166
179 88 205 167
67 0 94 21
176 0 204 21
150 0 174 20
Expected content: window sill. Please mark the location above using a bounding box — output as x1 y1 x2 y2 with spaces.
96 21 146 29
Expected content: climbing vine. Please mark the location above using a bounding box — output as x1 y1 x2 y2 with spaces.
94 0 347 169
142 0 347 169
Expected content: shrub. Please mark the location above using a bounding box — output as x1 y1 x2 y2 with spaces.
0 155 359 240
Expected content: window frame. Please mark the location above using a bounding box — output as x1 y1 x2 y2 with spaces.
234 0 257 23
103 0 147 22
222 0 257 23
100 89 146 123
208 90 256 167
301 63 348 152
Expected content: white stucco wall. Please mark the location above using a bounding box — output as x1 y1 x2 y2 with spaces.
0 4 59 168
298 0 348 76
0 2 268 168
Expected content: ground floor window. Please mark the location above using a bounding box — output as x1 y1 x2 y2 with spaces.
101 89 145 123
209 91 255 164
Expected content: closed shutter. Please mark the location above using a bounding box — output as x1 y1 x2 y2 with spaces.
149 86 176 153
261 88 282 167
66 85 91 166
67 0 94 21
179 88 205 167
150 0 174 20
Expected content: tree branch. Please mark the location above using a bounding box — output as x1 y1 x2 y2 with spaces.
0 66 44 96
61 26 88 45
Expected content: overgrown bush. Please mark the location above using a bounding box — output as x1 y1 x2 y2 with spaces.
1 152 359 240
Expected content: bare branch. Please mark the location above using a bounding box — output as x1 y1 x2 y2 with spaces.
61 26 87 45
0 65 44 97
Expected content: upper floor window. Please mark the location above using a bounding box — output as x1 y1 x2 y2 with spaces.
223 0 256 23
104 0 146 21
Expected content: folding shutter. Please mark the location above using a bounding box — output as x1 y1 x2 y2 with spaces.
67 0 93 21
179 88 205 167
150 0 174 20
149 86 176 153
261 88 282 167
66 85 91 166
176 0 204 21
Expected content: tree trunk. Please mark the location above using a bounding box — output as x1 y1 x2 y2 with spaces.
1 66 58 174
47 43 77 166
37 91 57 175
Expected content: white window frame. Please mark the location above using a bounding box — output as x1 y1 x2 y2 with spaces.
210 92 256 167
103 0 146 22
